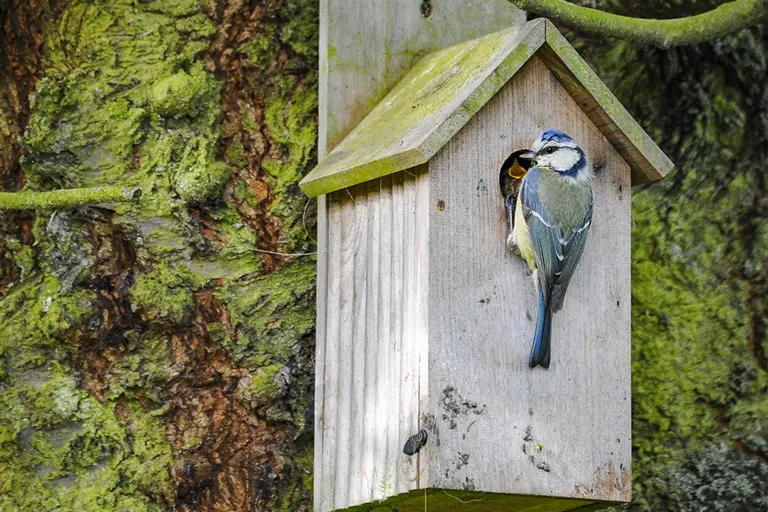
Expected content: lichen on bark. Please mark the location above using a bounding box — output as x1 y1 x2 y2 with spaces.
1 0 318 510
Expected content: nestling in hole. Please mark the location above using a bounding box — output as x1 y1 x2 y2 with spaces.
499 148 534 247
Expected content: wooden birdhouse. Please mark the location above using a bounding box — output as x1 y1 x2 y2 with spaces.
300 19 672 512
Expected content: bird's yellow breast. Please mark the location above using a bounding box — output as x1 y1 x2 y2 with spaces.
512 197 535 270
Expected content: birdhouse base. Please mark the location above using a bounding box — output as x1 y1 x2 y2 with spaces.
337 489 619 511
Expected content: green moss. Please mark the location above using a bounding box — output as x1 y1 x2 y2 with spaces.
5 0 319 508
226 134 249 168
0 277 96 371
217 260 315 368
149 66 219 119
262 81 318 247
173 137 232 205
0 353 172 510
22 0 228 249
106 334 173 402
238 363 286 410
239 27 276 69
130 263 195 325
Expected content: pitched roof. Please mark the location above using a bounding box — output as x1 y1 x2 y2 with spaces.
300 18 673 197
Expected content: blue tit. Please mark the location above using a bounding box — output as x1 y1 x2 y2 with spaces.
510 129 593 369
499 149 533 247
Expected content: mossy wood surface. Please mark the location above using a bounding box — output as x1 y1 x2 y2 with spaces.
337 488 614 511
301 18 673 197
0 186 140 210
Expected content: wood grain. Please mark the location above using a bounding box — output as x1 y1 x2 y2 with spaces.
315 2 523 510
317 168 430 511
427 56 631 503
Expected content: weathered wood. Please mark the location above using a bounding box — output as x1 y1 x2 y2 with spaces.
317 195 343 511
302 19 672 197
427 56 631 503
319 0 526 155
315 2 524 510
317 169 429 511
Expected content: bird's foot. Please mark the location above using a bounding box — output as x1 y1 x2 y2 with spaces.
506 233 519 253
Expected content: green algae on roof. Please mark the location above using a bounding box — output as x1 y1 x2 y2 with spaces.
299 18 673 197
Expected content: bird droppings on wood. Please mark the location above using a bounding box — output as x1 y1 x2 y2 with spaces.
575 460 631 502
441 386 486 429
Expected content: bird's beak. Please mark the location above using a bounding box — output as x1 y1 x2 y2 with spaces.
518 151 535 160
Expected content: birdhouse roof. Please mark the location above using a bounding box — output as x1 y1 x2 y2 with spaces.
299 18 673 197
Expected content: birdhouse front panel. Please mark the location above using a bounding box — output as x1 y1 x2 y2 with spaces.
314 166 431 512
427 55 631 502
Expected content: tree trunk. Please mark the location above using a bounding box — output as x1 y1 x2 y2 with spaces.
3 1 768 512
0 1 317 510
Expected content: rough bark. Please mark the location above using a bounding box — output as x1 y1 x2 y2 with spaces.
3 1 768 512
0 1 317 511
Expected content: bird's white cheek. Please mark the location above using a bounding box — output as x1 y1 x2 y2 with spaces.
548 150 580 171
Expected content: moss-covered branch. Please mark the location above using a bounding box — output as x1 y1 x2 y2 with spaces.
511 0 766 48
0 186 141 210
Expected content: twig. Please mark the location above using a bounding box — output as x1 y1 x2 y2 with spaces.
0 186 142 210
441 489 486 504
253 248 318 257
510 0 766 49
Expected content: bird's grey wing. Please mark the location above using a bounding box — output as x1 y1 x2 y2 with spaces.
549 208 592 312
522 173 593 311
520 170 559 302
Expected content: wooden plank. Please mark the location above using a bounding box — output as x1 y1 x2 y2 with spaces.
377 175 395 501
313 191 328 510
389 171 406 496
414 164 431 491
334 189 357 507
538 22 673 185
349 184 369 506
361 179 380 502
303 21 544 197
318 195 343 512
427 57 632 502
316 2 525 510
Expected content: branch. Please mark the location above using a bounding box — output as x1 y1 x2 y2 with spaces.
511 0 766 48
0 186 142 210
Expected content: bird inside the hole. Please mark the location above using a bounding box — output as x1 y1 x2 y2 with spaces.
499 148 534 250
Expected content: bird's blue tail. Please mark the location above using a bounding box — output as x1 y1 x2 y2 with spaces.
529 289 551 369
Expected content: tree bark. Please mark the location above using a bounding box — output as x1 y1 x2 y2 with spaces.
0 1 317 510
3 1 768 512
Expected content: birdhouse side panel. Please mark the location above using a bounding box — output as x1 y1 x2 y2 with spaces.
426 56 631 503
315 167 430 512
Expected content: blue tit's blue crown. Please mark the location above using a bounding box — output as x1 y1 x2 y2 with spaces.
539 129 573 144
